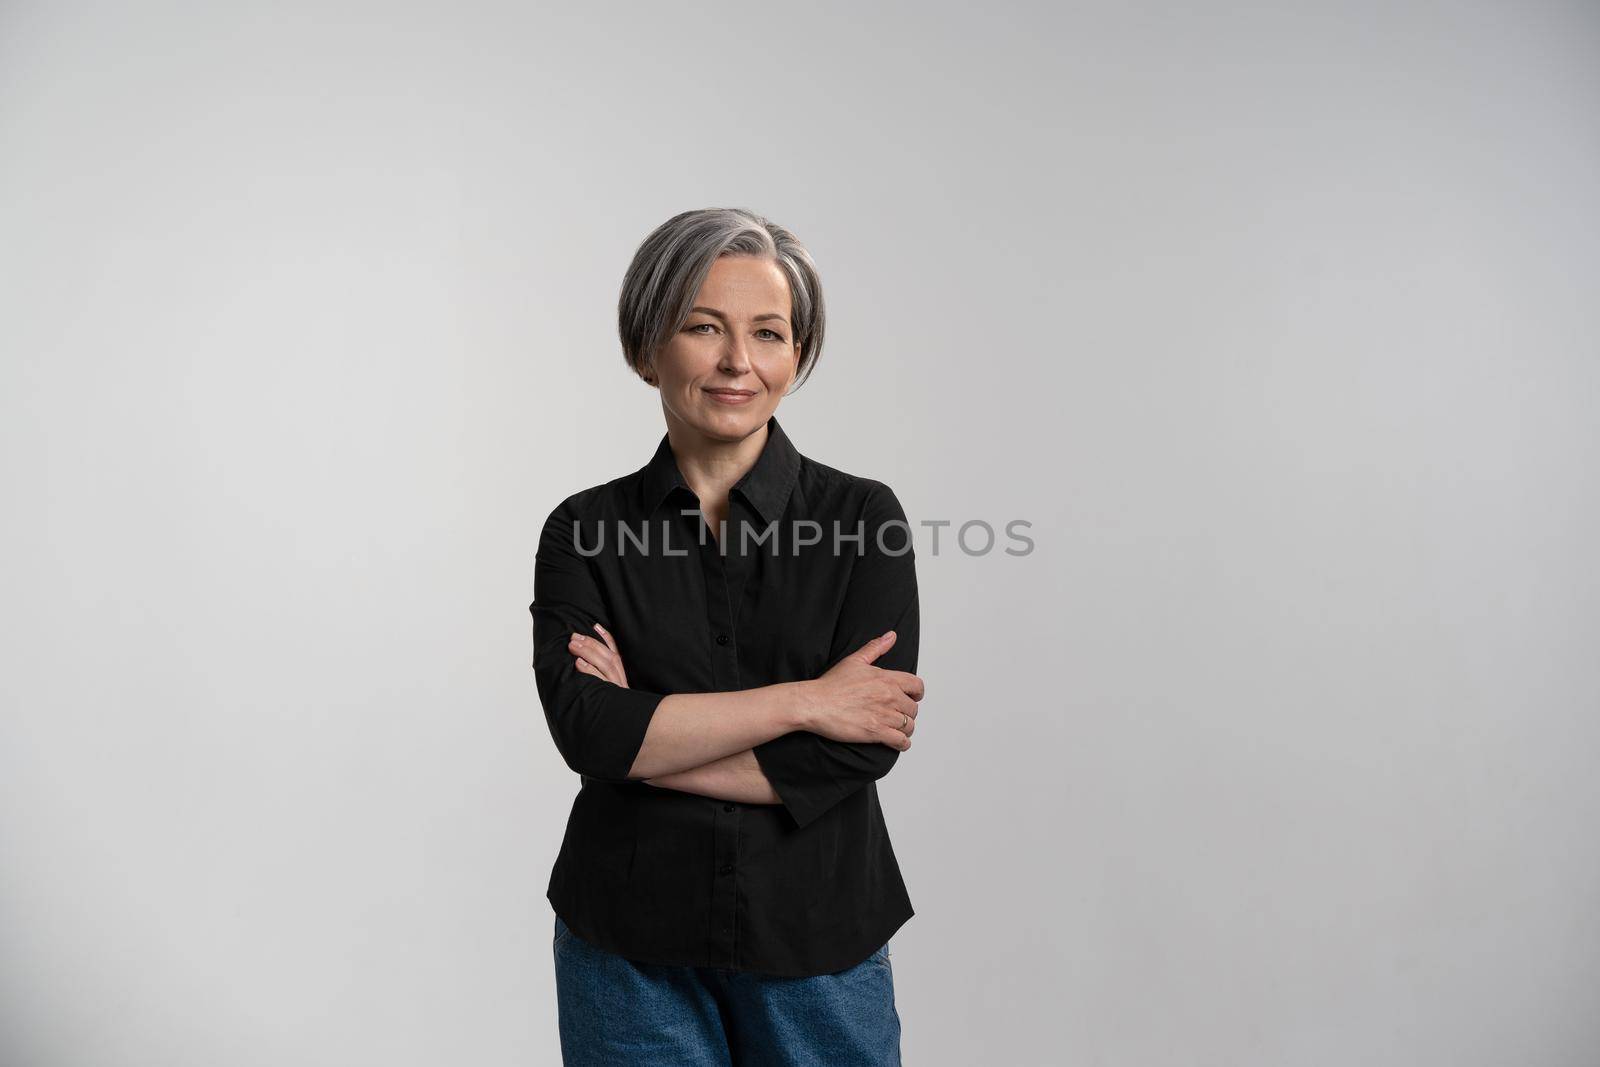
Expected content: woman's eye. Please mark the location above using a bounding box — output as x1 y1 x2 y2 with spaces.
688 323 785 342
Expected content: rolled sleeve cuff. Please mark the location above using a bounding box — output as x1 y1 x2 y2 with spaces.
753 732 853 830
567 682 667 782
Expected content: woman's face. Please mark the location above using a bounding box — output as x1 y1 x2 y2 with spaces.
649 254 800 442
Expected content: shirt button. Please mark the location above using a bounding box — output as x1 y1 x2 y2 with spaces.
723 803 735 812
715 633 730 646
719 864 734 875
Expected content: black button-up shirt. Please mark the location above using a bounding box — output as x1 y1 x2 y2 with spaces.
528 415 917 977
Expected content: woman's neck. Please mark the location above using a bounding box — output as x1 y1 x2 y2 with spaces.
665 417 769 515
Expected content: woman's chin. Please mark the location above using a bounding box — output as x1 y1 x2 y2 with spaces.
693 404 768 437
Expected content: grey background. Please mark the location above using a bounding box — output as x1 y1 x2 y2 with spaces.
3 2 1597 1064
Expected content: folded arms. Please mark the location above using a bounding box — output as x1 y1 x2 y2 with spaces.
530 483 921 829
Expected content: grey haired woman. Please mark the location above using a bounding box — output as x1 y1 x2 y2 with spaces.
531 207 923 1065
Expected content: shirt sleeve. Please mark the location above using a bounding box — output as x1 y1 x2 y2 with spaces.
530 495 667 782
752 480 920 830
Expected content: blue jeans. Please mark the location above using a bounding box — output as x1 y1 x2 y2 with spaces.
553 914 902 1066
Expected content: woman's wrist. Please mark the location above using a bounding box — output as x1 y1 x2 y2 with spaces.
778 680 820 733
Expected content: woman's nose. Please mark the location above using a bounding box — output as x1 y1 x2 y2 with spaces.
719 338 753 372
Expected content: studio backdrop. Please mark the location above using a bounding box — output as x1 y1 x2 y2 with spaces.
2 2 1597 1065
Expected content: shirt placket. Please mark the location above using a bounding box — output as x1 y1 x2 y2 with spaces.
696 508 748 968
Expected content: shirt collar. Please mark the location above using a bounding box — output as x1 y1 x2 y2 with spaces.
641 414 802 524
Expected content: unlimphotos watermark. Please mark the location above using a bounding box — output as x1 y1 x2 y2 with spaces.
570 511 1034 558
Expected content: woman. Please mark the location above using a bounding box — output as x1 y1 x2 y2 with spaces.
529 207 925 1066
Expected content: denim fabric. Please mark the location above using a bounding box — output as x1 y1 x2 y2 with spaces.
553 913 901 1066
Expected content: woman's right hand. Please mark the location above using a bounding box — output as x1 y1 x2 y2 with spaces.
799 632 924 750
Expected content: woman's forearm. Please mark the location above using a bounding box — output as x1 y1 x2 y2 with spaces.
644 748 782 804
625 681 814 779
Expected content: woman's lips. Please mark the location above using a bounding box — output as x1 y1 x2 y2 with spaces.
704 389 757 405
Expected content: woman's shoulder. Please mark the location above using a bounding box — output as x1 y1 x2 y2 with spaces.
539 469 641 526
794 452 906 518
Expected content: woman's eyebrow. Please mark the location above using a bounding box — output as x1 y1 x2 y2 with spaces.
689 305 790 325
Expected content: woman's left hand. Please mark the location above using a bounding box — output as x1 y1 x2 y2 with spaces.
568 622 630 688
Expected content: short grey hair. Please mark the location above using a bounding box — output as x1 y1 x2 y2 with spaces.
618 207 826 390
